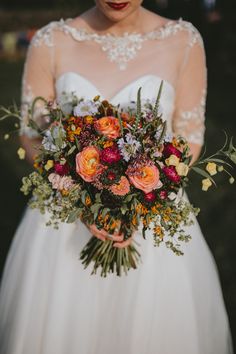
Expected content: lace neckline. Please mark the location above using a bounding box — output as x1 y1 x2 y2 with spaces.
62 17 176 39
31 18 203 71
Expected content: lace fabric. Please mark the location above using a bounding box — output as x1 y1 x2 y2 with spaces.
20 17 207 145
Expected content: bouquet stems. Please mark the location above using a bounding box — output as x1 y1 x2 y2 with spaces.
80 236 141 277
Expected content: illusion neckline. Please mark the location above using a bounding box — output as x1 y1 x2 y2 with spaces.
62 17 181 39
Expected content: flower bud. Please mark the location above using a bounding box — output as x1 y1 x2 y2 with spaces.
202 178 212 191
206 162 217 176
17 147 26 160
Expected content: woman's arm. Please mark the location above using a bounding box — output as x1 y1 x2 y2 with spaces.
19 28 55 164
19 135 41 165
172 28 207 164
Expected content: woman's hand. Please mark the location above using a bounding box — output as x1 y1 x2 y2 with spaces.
19 134 42 165
87 224 134 248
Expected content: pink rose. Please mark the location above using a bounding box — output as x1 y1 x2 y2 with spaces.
95 116 121 139
48 173 61 189
110 176 130 196
48 173 74 191
59 176 74 191
127 163 160 194
76 146 104 182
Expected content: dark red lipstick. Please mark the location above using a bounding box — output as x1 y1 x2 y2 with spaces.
106 2 129 10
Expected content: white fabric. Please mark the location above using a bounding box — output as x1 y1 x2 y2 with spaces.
0 18 234 354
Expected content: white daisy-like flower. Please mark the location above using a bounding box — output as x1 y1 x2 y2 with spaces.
57 92 78 115
73 100 99 117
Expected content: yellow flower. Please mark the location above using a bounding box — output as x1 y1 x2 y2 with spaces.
202 178 213 191
84 116 94 124
17 147 26 160
85 196 92 206
206 162 217 176
93 95 100 102
132 216 137 226
45 160 54 171
218 165 224 172
61 189 69 196
165 154 180 167
4 134 10 140
154 225 164 239
176 162 189 176
229 177 235 184
103 141 114 148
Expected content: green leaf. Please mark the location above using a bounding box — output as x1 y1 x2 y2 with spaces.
124 194 136 203
153 80 163 119
134 87 142 132
155 121 167 146
95 193 102 203
66 145 77 156
67 209 82 223
81 190 89 205
74 136 81 151
117 111 124 136
120 205 128 215
101 207 110 218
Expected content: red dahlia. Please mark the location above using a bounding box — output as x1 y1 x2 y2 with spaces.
163 166 181 184
54 162 70 175
100 146 121 164
162 142 182 159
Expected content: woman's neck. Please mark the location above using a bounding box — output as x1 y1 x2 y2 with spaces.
79 6 160 36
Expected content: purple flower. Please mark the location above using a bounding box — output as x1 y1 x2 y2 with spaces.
117 133 141 162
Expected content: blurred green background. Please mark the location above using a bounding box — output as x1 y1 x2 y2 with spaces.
0 0 236 348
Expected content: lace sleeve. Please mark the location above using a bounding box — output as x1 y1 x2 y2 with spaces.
172 30 207 146
20 24 56 137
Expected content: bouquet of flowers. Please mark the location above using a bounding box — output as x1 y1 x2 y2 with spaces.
1 82 235 277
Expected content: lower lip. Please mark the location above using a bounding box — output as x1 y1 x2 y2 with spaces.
106 2 129 11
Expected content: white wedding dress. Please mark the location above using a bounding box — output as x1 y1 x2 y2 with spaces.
0 17 233 354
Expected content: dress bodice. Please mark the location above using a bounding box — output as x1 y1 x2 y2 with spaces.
55 72 175 134
20 17 207 145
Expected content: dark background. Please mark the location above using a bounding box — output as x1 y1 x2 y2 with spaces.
0 0 236 347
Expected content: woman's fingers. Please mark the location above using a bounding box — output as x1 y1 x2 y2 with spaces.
113 235 133 248
107 232 124 242
88 224 133 247
89 224 107 241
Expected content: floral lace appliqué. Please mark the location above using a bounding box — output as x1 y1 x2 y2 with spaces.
30 18 203 71
174 89 207 145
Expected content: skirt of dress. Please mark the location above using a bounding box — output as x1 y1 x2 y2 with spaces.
0 206 234 354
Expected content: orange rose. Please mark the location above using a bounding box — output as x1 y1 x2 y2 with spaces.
95 116 120 139
127 164 160 193
76 146 103 182
110 176 130 196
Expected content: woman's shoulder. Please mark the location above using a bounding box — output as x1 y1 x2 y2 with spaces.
30 18 69 48
148 13 203 48
143 10 203 44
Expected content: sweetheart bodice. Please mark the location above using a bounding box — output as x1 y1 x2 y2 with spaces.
55 72 176 134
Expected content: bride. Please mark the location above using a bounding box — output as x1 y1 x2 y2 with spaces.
0 1 233 353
